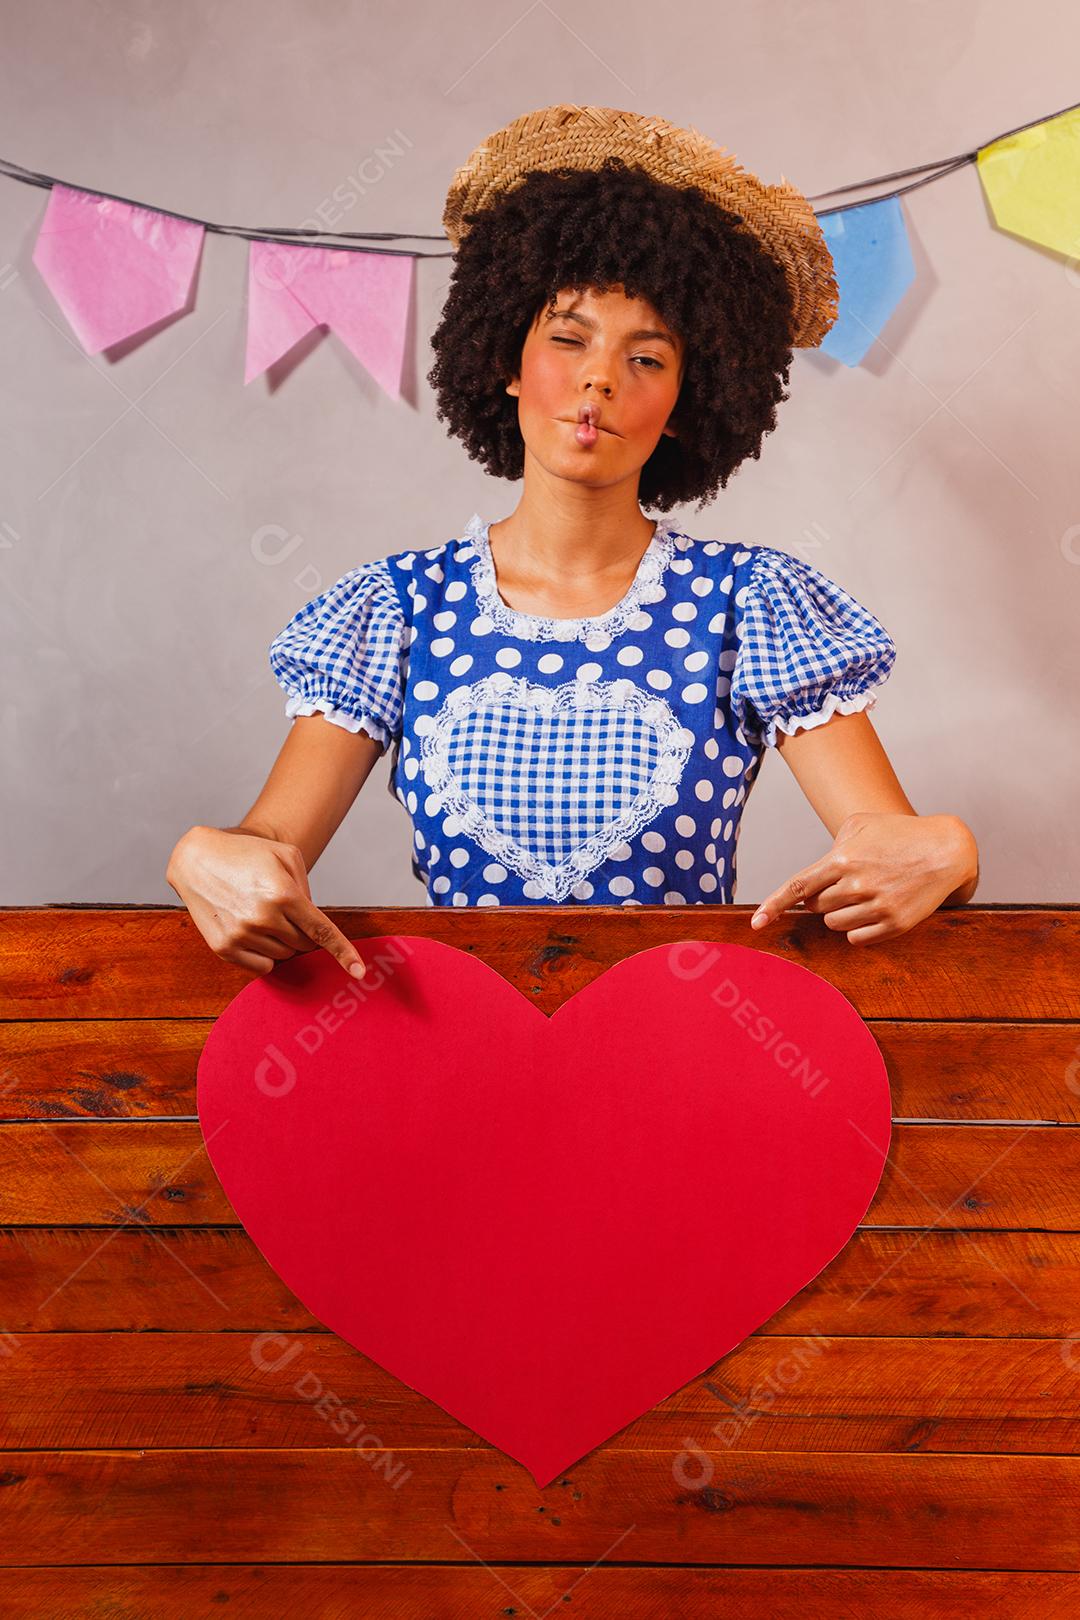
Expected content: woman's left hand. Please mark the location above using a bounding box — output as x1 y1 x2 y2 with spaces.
749 811 980 945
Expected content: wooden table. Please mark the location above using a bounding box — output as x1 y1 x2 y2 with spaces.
1 904 1078 1615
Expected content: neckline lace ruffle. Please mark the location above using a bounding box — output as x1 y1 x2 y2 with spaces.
461 512 682 644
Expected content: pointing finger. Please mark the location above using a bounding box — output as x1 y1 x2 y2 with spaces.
750 852 841 930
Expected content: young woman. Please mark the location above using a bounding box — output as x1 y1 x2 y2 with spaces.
167 105 979 980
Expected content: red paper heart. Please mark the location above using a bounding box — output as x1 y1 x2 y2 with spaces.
197 936 891 1486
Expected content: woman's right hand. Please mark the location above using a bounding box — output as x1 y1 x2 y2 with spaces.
165 825 367 981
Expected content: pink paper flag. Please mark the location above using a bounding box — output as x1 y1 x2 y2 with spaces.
32 183 204 354
245 239 413 394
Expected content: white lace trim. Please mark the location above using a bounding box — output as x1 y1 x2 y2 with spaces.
284 691 391 747
417 673 693 901
764 689 879 748
463 512 681 644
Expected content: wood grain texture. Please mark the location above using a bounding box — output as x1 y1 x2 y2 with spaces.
2 1119 1077 1228
0 1450 1078 1567
0 1566 1076 1618
1 1333 1077 1453
3 1018 1078 1121
1 904 1077 1019
0 904 1076 1612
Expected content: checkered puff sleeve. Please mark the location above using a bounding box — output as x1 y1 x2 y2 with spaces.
268 557 405 749
730 546 897 749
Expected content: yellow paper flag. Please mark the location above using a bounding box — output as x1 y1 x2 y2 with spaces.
977 104 1080 256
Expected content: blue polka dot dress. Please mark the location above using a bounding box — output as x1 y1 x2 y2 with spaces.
268 512 897 907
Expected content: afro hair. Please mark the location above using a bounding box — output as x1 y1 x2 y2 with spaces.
427 155 797 514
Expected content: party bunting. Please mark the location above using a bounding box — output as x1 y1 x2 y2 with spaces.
14 95 1080 380
244 239 413 395
976 103 1080 259
32 183 204 354
819 196 916 367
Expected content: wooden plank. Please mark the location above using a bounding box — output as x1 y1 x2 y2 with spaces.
0 1564 1076 1618
2 906 1078 1021
0 1333 1076 1454
0 1021 197 1120
5 1019 1079 1123
0 1450 1076 1568
2 1226 1072 1337
2 1121 1078 1229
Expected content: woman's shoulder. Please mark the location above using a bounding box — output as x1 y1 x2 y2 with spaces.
676 532 868 602
668 530 772 596
380 538 460 572
674 529 795 570
377 523 481 587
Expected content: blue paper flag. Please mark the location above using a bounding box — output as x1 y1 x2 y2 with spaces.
819 196 916 367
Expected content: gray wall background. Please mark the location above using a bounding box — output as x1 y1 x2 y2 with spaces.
2 0 1077 906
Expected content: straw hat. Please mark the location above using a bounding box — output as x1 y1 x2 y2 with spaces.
443 103 839 349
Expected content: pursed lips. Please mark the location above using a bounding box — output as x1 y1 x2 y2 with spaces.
558 418 620 437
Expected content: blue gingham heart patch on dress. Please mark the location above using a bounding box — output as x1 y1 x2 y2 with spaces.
419 673 694 901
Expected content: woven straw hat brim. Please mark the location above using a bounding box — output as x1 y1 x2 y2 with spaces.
443 103 839 349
